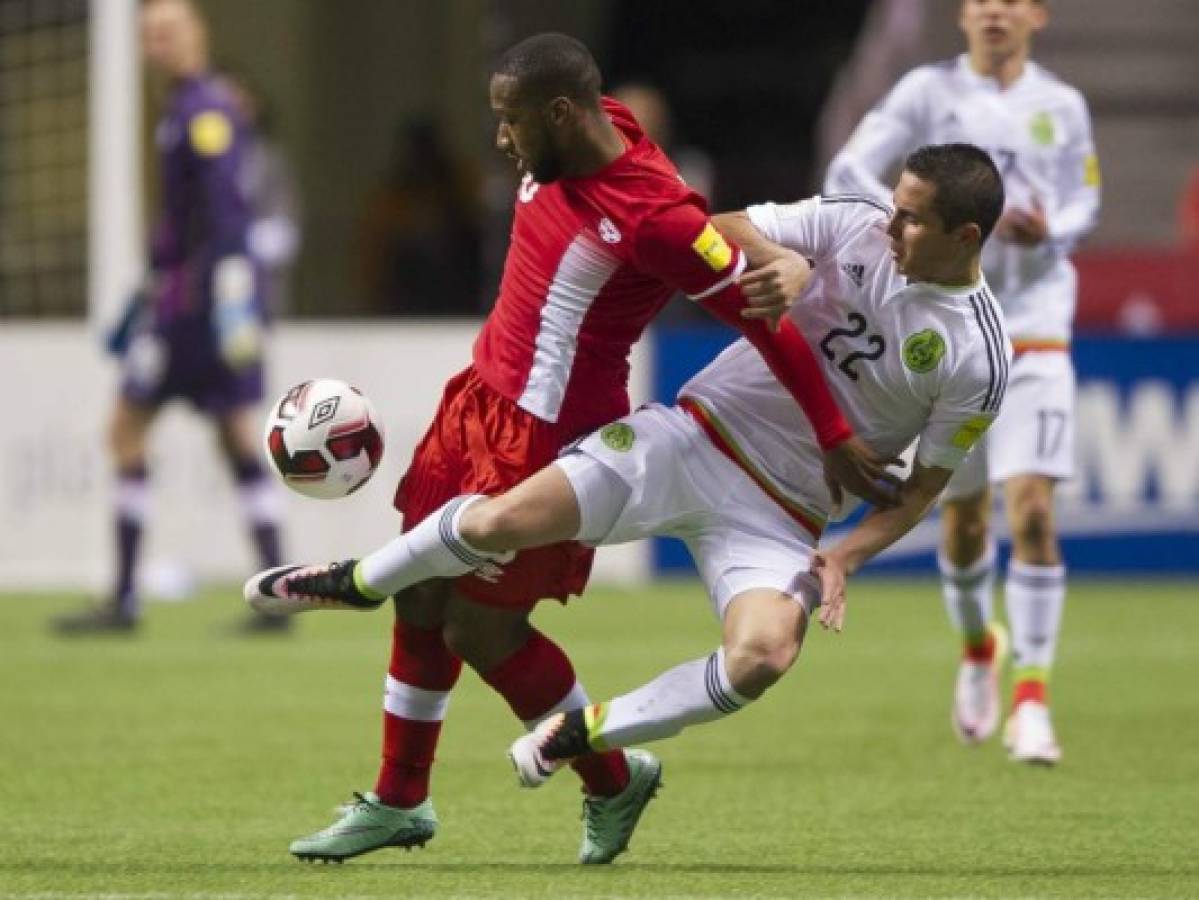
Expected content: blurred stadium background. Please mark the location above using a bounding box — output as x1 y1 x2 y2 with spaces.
2 0 1196 592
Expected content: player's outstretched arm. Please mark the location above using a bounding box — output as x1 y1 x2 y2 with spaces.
712 210 810 331
814 460 953 632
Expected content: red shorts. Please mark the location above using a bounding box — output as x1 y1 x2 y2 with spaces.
394 365 595 609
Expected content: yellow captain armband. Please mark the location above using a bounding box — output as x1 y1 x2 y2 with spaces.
951 415 993 451
1083 153 1101 188
691 222 733 272
189 110 233 157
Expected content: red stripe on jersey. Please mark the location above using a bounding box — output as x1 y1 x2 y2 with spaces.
680 397 825 540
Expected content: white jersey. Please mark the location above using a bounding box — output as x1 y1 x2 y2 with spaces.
679 196 1012 529
824 55 1100 347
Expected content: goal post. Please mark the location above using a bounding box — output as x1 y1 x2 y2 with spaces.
87 0 142 333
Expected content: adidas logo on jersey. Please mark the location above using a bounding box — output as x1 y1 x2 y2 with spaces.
841 262 865 287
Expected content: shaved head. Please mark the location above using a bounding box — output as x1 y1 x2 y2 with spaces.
493 33 602 107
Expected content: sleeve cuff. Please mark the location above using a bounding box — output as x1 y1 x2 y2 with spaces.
744 203 779 242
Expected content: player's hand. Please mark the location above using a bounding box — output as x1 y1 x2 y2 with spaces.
811 552 848 632
821 435 904 508
738 251 810 332
996 200 1048 246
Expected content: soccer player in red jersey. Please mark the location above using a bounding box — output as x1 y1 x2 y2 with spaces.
247 33 897 864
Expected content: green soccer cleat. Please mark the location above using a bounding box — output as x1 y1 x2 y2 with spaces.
578 749 662 865
289 792 437 863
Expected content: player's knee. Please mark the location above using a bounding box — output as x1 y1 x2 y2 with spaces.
944 522 989 565
441 616 488 664
724 633 798 698
442 611 528 669
109 419 140 466
942 500 990 565
458 497 516 552
1011 500 1054 554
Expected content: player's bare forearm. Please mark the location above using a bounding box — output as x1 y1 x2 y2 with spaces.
712 211 810 328
712 211 791 268
826 462 951 575
814 462 950 631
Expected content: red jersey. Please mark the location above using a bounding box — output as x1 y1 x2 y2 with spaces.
472 97 744 439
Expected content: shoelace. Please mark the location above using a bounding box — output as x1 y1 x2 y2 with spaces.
580 793 630 842
335 791 377 816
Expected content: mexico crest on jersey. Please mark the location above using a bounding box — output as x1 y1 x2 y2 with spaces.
902 329 946 374
600 422 635 452
1029 111 1056 147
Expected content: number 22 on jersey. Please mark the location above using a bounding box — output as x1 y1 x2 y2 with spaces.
819 312 886 381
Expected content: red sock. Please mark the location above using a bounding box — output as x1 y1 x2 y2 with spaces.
374 620 462 808
1012 679 1047 709
964 630 996 663
483 630 630 797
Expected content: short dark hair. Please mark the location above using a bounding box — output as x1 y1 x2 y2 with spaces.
903 143 1005 242
493 33 602 106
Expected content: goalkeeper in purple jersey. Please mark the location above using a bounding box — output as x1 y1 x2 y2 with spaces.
54 0 285 634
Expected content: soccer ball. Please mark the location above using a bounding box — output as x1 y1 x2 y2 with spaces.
264 379 385 499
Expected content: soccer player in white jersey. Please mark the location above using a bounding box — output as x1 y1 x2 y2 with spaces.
252 144 1011 798
825 0 1100 764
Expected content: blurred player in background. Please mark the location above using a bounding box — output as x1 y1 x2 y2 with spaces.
222 67 301 317
825 0 1100 764
610 82 715 202
245 33 898 865
357 116 483 316
54 0 287 635
611 82 716 325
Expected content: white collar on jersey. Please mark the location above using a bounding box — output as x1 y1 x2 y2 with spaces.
956 53 1039 93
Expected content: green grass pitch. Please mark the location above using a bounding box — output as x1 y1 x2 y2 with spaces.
2 578 1196 898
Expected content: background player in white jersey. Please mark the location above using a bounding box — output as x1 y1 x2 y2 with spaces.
253 144 1011 795
824 0 1100 764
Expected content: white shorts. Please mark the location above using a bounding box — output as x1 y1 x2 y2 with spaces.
943 350 1075 501
556 403 820 619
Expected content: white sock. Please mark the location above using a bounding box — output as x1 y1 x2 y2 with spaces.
237 474 283 528
589 647 752 749
359 495 507 597
937 542 996 645
1006 560 1066 678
